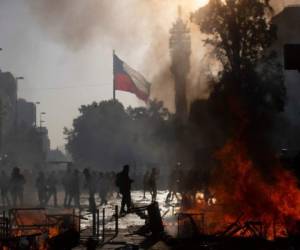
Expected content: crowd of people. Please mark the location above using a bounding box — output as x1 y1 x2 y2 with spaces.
0 165 118 210
0 163 201 214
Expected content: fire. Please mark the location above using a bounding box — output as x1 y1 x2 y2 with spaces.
179 135 300 239
212 138 300 238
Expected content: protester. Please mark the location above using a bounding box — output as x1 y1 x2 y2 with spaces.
149 168 158 202
62 164 72 207
68 169 81 208
10 167 26 207
166 162 181 203
46 171 58 207
116 165 133 214
143 170 150 199
98 172 108 206
83 168 96 211
35 171 47 206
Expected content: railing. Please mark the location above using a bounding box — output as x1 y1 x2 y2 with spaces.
79 205 119 244
0 211 9 240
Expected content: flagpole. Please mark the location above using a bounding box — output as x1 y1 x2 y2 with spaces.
113 49 116 101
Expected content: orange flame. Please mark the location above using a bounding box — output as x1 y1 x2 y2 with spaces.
212 138 300 238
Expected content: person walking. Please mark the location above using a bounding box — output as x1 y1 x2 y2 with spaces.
116 165 133 215
46 171 58 207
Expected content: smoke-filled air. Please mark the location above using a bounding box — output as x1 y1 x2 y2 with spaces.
0 0 300 249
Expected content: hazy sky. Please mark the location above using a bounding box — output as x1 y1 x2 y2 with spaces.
0 0 297 149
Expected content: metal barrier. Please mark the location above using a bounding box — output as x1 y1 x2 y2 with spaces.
0 211 9 240
79 205 119 244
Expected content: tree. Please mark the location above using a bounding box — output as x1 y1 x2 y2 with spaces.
192 0 286 114
64 100 176 171
191 0 287 174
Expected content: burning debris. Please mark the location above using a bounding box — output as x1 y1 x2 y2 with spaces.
2 0 300 249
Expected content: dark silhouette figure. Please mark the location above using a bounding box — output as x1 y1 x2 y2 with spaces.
68 169 80 208
62 165 72 207
143 170 150 199
166 163 180 203
149 168 158 202
83 168 96 211
35 171 47 206
116 165 133 214
0 170 10 206
10 167 25 207
98 172 108 206
46 171 58 207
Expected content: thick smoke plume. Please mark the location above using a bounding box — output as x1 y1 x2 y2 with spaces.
26 0 211 111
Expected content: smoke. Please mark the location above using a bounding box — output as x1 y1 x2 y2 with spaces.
26 0 211 112
26 0 300 113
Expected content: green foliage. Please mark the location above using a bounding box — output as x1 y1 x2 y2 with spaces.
64 100 176 170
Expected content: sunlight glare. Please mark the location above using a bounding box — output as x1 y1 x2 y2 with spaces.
195 0 209 8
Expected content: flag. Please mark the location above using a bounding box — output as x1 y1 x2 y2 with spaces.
113 53 150 102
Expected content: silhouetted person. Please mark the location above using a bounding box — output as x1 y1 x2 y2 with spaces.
0 170 10 206
143 170 150 199
62 165 72 207
46 171 58 207
149 168 158 202
10 167 26 207
98 172 108 206
36 171 47 206
166 163 180 203
116 165 133 214
68 169 80 208
83 168 96 211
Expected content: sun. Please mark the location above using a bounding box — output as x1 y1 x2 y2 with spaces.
195 0 209 8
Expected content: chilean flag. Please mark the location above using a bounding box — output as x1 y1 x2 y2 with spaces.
113 54 151 102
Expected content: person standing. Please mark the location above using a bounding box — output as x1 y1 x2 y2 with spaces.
149 168 158 202
98 172 108 206
46 171 58 207
35 171 47 206
142 170 150 199
165 163 180 203
68 169 80 208
62 165 72 207
10 167 26 207
116 165 133 214
83 168 96 211
0 170 10 206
